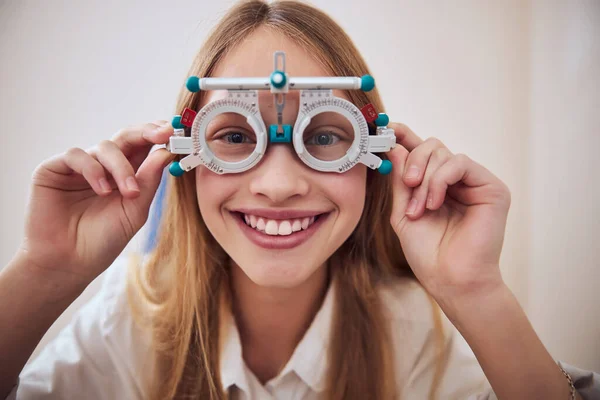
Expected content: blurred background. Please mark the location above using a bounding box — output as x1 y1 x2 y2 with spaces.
0 0 598 371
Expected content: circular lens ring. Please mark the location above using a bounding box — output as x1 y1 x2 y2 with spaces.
191 95 267 174
293 95 369 173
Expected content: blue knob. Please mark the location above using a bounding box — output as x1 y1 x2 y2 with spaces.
186 76 200 93
378 160 392 175
360 75 375 92
374 113 389 127
171 115 184 130
169 161 185 177
270 71 287 88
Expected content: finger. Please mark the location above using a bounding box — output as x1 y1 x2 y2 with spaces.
95 140 140 198
387 144 413 229
44 147 112 196
389 122 423 152
402 137 451 188
112 122 174 158
405 147 453 218
428 154 511 209
134 148 176 206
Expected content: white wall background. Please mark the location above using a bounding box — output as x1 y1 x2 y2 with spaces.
0 0 598 372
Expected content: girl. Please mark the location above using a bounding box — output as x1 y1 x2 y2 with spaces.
0 1 595 399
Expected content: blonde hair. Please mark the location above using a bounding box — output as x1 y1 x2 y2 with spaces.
129 1 446 399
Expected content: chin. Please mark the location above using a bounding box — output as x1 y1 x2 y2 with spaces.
237 258 320 289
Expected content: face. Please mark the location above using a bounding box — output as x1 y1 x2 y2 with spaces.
195 28 367 289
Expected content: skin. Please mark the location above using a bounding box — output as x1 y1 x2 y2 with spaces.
0 27 579 400
195 30 367 381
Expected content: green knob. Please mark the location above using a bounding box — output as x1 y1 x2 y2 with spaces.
169 162 185 177
171 115 183 130
378 160 392 175
374 113 389 127
270 71 286 88
186 76 200 92
360 75 375 91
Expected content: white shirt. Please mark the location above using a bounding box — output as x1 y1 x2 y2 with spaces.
8 256 497 399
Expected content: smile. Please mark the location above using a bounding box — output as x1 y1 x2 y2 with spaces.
242 214 319 236
230 210 331 250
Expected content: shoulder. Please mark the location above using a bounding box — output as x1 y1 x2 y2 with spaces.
16 255 153 400
95 254 153 351
79 254 146 342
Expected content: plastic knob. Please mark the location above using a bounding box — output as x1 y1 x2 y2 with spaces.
186 76 200 93
270 71 287 88
169 161 185 177
360 75 375 92
171 115 184 130
378 160 392 175
374 113 389 127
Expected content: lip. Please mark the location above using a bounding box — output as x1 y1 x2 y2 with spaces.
231 211 331 250
232 208 329 220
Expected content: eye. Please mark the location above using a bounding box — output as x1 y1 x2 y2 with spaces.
213 130 256 144
225 132 247 144
305 131 341 146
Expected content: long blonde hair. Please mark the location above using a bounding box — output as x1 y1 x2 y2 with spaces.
129 1 445 399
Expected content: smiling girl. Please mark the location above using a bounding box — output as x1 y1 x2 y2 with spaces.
0 1 595 400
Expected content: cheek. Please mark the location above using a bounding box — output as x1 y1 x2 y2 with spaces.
324 166 367 221
195 168 236 219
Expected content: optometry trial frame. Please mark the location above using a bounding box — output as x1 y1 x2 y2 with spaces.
166 51 396 176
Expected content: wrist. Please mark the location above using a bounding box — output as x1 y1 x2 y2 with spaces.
433 278 574 400
8 251 88 302
433 277 511 331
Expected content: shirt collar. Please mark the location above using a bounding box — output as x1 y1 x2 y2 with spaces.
220 308 250 393
219 280 336 394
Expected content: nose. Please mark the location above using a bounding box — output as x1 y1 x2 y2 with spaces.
248 144 310 204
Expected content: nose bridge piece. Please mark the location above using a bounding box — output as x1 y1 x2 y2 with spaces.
268 51 294 145
269 124 293 143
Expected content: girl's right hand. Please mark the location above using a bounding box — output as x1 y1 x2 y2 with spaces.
16 121 175 287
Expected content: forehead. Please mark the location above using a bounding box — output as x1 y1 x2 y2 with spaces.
202 27 347 106
212 27 328 80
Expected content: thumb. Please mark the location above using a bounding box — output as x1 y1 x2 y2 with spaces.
387 144 413 227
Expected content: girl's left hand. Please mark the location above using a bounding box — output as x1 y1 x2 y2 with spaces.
387 123 512 305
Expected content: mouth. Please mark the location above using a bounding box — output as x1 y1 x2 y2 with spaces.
230 210 331 250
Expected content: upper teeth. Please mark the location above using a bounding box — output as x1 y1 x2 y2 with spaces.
244 214 317 236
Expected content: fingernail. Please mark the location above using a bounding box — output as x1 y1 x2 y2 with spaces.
99 178 111 193
427 193 433 209
153 123 171 134
126 176 140 192
405 166 419 179
406 198 418 215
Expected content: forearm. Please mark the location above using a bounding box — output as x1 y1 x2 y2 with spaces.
0 254 85 397
438 282 579 400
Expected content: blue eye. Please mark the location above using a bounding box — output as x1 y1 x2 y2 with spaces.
305 132 341 146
